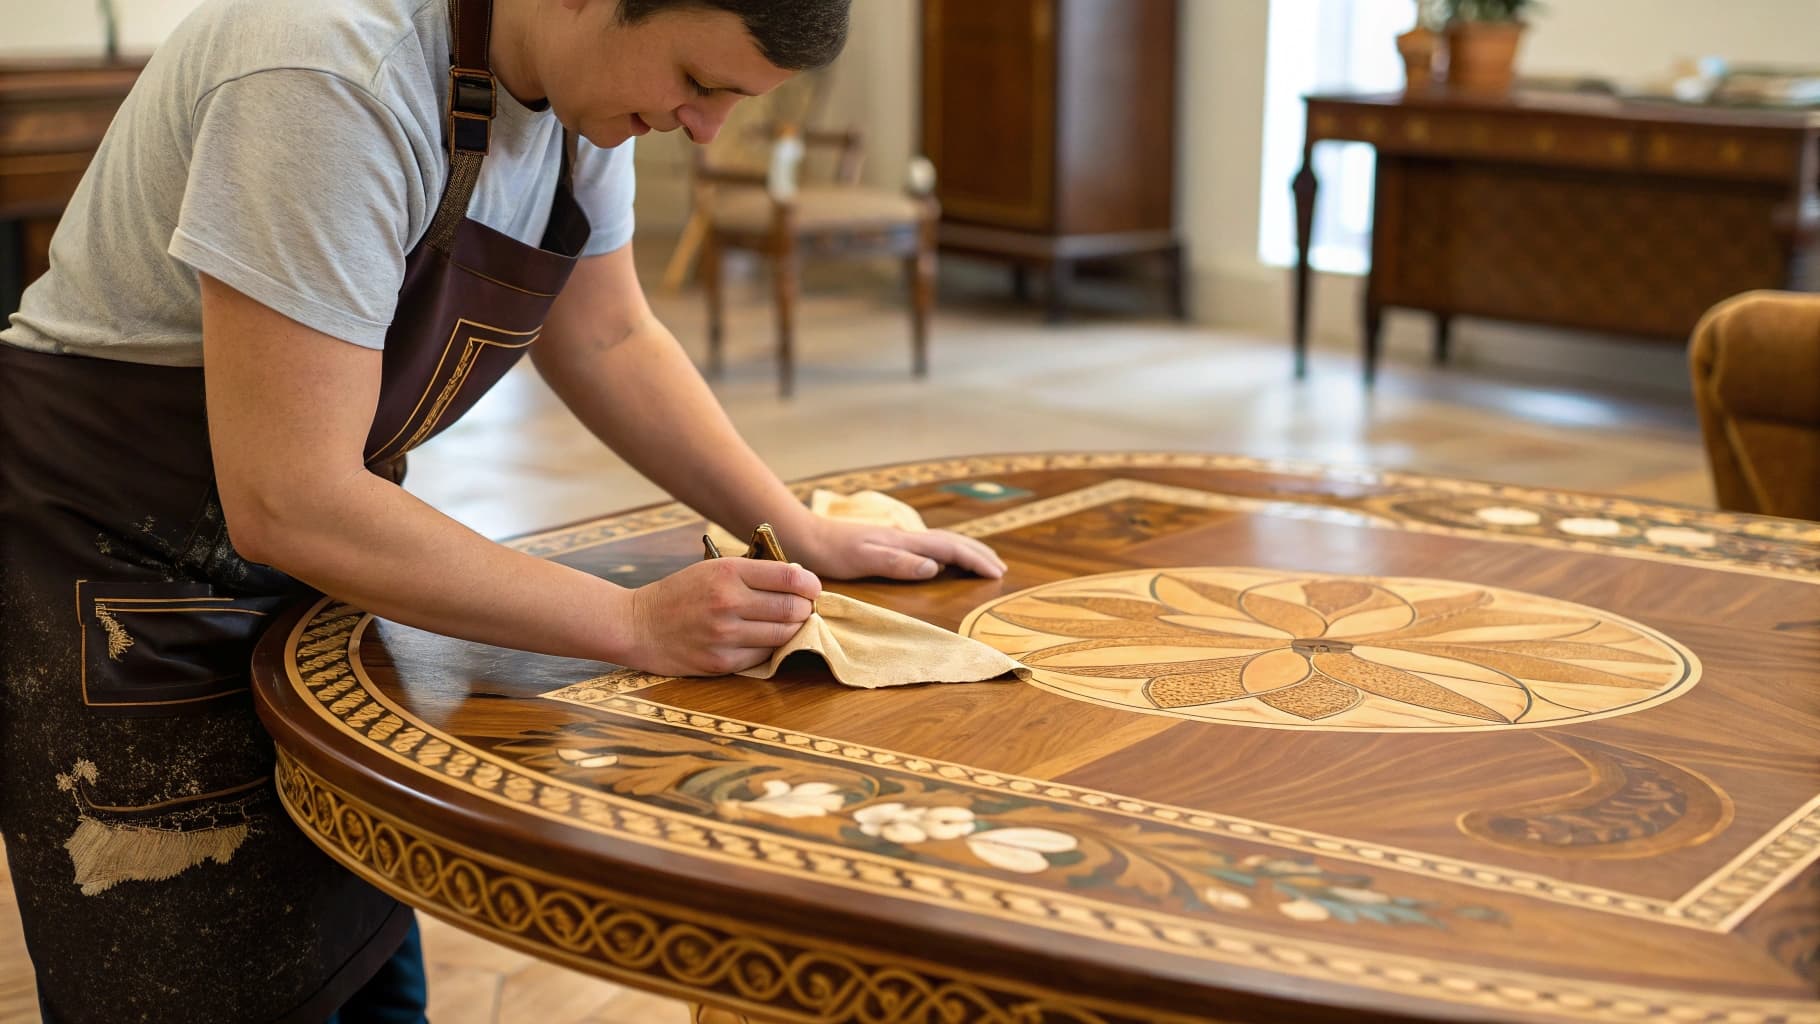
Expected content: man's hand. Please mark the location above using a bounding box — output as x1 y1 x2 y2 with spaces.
790 519 1007 581
624 558 822 676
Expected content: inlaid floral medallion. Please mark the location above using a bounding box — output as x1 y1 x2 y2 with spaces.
962 568 1700 732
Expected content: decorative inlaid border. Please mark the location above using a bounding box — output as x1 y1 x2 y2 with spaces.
547 686 1820 935
505 454 1820 583
1677 795 1820 930
272 749 1178 1024
279 600 1820 1024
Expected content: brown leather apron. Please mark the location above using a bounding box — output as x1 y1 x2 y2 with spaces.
0 0 588 1017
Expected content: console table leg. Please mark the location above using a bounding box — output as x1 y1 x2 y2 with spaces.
1291 158 1319 379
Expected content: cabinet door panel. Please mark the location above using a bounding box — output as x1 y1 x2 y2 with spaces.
921 0 1054 230
1054 0 1176 234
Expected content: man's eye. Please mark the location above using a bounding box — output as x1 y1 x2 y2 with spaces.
687 75 712 97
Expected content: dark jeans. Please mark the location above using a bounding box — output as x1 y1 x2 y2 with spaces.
36 915 426 1024
325 916 429 1024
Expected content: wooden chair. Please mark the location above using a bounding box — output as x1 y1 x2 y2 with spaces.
1689 290 1820 520
693 125 938 397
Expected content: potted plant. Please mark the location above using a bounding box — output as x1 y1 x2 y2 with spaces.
1444 0 1537 94
1396 0 1447 92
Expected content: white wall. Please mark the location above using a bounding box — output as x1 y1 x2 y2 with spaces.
1 0 204 56
1521 0 1820 79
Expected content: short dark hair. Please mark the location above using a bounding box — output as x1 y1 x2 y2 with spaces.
617 0 851 72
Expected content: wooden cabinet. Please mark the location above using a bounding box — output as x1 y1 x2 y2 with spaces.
0 58 142 316
920 0 1183 321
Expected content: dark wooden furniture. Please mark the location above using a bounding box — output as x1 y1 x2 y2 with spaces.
253 452 1820 1023
697 127 936 399
1292 90 1820 383
0 57 142 316
920 0 1184 322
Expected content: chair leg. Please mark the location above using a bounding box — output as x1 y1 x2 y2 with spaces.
661 210 709 292
773 238 799 399
909 219 935 378
703 234 725 377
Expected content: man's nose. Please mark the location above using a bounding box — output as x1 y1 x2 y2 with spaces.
676 103 730 145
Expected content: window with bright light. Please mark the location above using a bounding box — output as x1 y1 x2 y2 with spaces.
1257 0 1415 274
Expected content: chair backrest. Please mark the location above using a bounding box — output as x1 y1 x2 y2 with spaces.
694 69 831 178
1689 290 1820 520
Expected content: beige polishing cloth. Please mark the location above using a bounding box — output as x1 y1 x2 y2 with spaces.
705 490 926 555
739 592 1025 688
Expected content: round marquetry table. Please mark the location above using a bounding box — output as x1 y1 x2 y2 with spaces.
251 453 1820 1024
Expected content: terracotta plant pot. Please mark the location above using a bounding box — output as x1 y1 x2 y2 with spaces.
1395 26 1441 92
1445 20 1526 93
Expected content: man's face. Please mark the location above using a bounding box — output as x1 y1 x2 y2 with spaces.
535 0 795 149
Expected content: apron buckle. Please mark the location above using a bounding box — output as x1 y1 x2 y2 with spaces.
448 67 495 156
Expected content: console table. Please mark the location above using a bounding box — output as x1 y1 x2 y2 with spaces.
1292 90 1820 382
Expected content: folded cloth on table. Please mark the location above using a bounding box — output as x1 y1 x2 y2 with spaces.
738 592 1024 688
705 489 927 556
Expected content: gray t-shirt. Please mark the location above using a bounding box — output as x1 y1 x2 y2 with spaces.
2 0 636 366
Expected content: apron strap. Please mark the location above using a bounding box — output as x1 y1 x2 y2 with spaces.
425 0 496 254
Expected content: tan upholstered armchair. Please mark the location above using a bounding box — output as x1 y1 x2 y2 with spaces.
691 125 938 398
1689 290 1820 520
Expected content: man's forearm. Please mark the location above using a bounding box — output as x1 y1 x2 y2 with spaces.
236 470 636 663
533 314 815 540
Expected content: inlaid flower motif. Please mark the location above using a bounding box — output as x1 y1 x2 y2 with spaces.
735 780 846 819
1278 899 1331 921
853 802 977 843
967 569 1696 730
1473 506 1541 526
963 827 1078 874
1556 517 1626 538
1202 887 1253 910
557 748 619 769
1643 526 1716 550
849 804 1077 874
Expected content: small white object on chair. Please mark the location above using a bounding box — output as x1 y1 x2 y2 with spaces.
906 155 937 196
766 131 805 201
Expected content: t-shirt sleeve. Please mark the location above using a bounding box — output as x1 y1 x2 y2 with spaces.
169 69 427 349
572 137 637 257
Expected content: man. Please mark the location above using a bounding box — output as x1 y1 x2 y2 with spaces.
0 0 1002 1018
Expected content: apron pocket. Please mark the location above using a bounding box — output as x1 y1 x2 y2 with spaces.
78 580 287 717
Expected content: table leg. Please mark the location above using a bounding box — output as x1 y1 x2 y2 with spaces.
1363 297 1384 387
1434 313 1453 365
1011 263 1030 303
1291 151 1319 379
